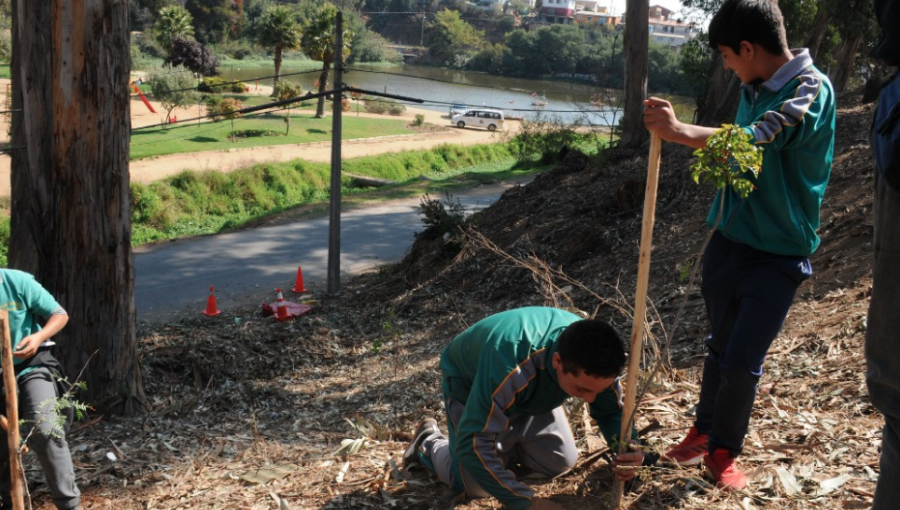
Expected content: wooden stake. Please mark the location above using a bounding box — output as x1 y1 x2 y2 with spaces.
0 310 25 510
610 133 662 510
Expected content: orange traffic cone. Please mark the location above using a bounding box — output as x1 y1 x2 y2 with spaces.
274 288 290 322
202 285 222 316
291 266 308 293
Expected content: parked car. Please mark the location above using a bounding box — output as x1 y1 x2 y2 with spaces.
449 103 468 117
451 108 504 131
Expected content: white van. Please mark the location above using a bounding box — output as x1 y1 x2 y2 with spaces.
451 109 504 131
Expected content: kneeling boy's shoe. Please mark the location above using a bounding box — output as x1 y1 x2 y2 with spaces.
662 426 709 466
704 448 747 490
402 418 439 468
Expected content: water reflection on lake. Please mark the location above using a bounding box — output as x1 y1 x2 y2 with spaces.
222 63 622 127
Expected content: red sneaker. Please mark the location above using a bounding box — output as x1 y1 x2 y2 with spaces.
704 448 748 490
662 426 709 466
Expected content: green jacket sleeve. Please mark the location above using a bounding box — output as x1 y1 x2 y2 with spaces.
747 73 835 152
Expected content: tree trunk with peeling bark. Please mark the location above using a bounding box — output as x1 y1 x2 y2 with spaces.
10 0 144 413
831 33 864 94
619 0 649 149
697 53 742 127
805 4 833 64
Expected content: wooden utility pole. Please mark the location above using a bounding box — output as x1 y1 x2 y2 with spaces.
10 0 144 412
327 10 344 295
1 311 25 510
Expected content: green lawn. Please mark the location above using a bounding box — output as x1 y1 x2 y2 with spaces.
0 65 10 79
130 113 415 159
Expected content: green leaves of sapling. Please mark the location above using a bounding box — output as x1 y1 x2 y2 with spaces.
690 124 763 199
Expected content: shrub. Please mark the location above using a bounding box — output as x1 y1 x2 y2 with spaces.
418 192 468 235
411 114 425 127
199 76 246 94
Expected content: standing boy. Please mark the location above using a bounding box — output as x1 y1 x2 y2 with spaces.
402 307 646 510
0 269 82 510
643 0 836 490
866 1 900 508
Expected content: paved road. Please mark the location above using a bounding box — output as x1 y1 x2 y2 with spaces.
135 181 526 323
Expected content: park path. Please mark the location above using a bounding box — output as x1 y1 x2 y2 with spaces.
0 79 515 196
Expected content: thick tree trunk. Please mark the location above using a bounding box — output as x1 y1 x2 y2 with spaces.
315 64 331 119
696 53 742 127
10 0 144 414
619 0 649 149
805 4 833 64
831 33 864 94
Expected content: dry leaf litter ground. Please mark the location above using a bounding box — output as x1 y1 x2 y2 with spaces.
22 95 881 510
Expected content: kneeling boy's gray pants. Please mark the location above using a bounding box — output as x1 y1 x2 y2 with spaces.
0 367 80 510
420 399 577 498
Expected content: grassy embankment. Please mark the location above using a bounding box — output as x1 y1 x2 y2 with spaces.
0 139 580 265
128 142 529 245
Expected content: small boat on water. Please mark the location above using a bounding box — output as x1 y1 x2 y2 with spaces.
531 92 548 107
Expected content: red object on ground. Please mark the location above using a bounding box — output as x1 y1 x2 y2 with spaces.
133 84 157 114
202 285 222 316
291 266 308 294
261 299 312 321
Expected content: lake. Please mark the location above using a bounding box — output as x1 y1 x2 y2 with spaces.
222 63 623 127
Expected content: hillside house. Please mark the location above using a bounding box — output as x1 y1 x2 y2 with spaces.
646 4 699 51
539 0 577 24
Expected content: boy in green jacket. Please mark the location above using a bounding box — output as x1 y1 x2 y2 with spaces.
0 269 82 510
643 0 836 491
402 307 646 510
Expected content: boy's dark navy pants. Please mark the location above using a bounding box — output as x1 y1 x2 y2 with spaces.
695 231 812 456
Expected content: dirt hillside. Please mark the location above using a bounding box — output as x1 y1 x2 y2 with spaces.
36 95 880 510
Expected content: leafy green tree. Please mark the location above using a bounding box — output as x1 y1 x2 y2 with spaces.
219 97 243 142
185 0 238 44
146 64 201 125
428 9 485 68
677 35 714 102
154 5 195 50
257 6 302 89
533 25 586 74
274 80 304 134
301 3 352 119
470 43 510 74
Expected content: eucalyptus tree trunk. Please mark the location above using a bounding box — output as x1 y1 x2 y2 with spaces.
697 53 742 127
619 0 650 149
805 4 833 64
831 33 864 94
10 0 144 413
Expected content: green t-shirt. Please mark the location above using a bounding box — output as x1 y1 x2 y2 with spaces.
0 269 63 366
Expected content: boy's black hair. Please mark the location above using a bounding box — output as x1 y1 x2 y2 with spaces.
708 0 789 56
556 319 626 378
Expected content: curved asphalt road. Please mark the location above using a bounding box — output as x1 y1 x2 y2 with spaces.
135 180 527 323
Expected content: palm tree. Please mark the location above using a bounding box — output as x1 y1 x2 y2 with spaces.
154 5 195 50
301 4 352 119
256 6 302 89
